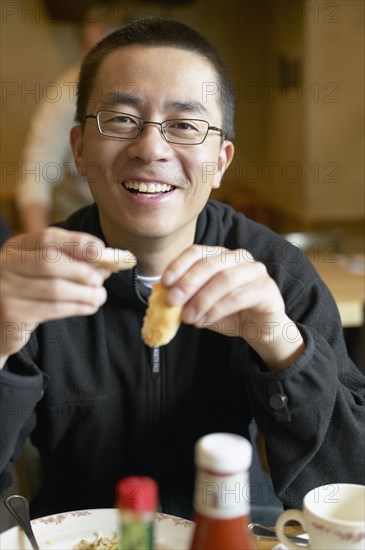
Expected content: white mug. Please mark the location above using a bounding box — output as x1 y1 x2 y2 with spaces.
275 484 365 550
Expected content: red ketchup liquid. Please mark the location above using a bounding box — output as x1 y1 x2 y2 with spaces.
190 511 253 550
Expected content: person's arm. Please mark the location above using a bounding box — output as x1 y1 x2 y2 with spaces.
0 351 44 491
0 227 137 492
243 298 365 508
162 245 365 508
0 227 108 488
18 204 49 233
16 69 78 232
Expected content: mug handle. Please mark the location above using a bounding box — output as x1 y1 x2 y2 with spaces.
275 509 308 550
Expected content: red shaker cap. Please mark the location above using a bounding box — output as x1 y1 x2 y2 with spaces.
116 476 158 512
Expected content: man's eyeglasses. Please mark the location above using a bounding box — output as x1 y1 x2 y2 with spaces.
84 110 225 145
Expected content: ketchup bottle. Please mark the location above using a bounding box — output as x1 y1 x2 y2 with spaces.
190 433 253 550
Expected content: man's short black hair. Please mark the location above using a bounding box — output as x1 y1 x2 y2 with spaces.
76 17 235 140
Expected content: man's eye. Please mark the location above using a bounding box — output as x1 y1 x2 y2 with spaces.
109 115 135 125
170 121 199 131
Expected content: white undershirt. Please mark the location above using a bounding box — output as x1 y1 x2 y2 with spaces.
137 274 161 289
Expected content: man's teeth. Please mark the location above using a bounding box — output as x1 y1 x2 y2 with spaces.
124 181 173 193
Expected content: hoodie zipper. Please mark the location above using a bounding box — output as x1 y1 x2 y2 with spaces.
133 268 161 378
151 346 160 376
133 268 166 507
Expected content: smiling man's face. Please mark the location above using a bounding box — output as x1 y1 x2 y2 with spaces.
71 45 234 248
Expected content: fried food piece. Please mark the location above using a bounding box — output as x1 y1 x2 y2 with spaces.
142 282 183 346
94 248 136 272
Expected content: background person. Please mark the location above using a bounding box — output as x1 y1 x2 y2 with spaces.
16 1 125 232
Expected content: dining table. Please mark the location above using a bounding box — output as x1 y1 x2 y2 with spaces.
252 524 303 550
253 538 279 550
307 251 364 328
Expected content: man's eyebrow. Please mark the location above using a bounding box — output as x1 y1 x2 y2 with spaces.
100 94 209 117
166 100 209 116
101 91 142 107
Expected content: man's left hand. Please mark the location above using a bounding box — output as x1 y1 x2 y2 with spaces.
162 245 305 370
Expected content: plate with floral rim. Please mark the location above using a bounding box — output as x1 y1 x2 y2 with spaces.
0 508 194 550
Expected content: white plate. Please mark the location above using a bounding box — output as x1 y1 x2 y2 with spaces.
0 509 194 550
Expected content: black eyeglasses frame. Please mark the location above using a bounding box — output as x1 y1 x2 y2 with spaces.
83 110 225 145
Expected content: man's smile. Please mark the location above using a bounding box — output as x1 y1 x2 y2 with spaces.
123 181 175 195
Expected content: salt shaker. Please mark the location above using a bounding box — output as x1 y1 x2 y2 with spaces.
116 476 158 550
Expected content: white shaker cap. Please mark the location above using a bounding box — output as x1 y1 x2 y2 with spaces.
195 433 253 473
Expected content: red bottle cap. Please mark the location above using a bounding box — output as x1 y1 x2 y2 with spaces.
116 476 158 512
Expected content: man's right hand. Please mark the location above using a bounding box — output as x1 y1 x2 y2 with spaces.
0 228 111 368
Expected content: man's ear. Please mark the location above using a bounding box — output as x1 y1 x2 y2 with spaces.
212 140 235 189
70 126 84 176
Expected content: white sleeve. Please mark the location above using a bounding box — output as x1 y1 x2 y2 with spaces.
16 65 80 209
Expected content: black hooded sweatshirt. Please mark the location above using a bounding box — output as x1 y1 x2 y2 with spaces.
1 200 364 519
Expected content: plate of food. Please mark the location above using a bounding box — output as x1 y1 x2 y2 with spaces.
0 509 194 550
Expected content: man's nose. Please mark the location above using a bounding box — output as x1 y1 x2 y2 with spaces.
141 121 165 135
127 124 172 162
